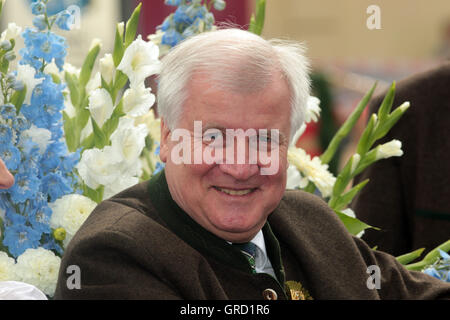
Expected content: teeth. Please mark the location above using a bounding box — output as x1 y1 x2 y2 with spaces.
217 187 254 196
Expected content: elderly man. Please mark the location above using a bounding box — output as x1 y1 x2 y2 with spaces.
0 158 14 190
54 29 450 300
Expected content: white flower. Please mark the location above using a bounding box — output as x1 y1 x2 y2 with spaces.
376 139 403 160
103 175 139 200
99 53 115 84
87 88 114 127
15 248 61 297
134 109 161 144
288 147 336 198
22 125 52 154
50 194 97 247
147 30 171 57
117 35 161 87
0 22 22 42
350 153 361 175
86 71 101 95
110 117 148 168
63 63 81 77
286 164 308 189
122 84 156 117
16 64 44 104
76 146 123 189
0 252 16 281
43 59 61 76
304 96 321 123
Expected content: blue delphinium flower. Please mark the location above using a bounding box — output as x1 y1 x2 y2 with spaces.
55 10 74 31
2 224 42 258
158 0 225 48
0 1 80 258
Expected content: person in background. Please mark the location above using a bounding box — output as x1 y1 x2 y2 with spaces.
0 158 14 190
351 62 450 256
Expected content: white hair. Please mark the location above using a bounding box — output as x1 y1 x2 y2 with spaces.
156 28 311 142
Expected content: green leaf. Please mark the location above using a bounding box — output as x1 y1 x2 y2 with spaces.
372 102 410 142
356 113 377 156
396 248 425 265
113 23 125 67
377 81 396 122
320 82 377 164
91 118 108 149
10 85 26 112
64 72 80 107
335 210 378 236
80 132 95 150
79 43 101 87
332 179 369 212
83 184 104 204
248 0 266 35
112 70 128 102
125 2 142 47
63 111 78 152
404 240 450 271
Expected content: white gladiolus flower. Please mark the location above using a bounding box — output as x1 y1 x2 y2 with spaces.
134 110 161 144
304 96 321 123
76 146 123 189
0 252 16 281
86 71 101 95
122 84 156 117
288 147 336 198
350 153 361 175
87 88 114 127
110 117 148 167
376 139 403 160
0 22 22 41
99 53 115 84
22 125 52 154
50 194 97 247
286 164 308 189
16 64 44 104
117 22 125 38
103 175 139 200
63 63 81 77
15 248 61 297
117 35 161 87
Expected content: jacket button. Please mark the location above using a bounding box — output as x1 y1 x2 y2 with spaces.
262 288 278 300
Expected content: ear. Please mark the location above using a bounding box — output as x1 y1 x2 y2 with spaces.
159 118 171 163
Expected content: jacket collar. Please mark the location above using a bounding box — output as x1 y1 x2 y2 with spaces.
147 170 285 285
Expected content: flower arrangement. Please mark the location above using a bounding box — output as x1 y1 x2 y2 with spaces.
0 0 448 297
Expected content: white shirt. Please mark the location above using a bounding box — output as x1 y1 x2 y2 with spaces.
250 230 277 279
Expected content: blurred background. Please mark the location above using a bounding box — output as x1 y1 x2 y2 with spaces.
2 0 449 173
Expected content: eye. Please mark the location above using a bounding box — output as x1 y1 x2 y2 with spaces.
203 129 223 147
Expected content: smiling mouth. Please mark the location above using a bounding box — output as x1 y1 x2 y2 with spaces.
213 186 257 196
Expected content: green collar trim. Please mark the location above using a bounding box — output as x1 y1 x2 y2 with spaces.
147 170 285 285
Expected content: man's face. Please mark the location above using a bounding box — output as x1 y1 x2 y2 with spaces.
0 158 14 189
159 73 292 243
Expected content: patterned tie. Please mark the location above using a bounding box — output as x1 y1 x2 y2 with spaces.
233 242 257 273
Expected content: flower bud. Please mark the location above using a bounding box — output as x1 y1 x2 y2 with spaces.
3 50 16 61
99 53 115 84
53 227 66 241
376 139 403 160
32 15 47 31
0 40 11 50
117 22 125 38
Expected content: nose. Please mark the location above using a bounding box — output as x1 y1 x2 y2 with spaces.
218 163 259 181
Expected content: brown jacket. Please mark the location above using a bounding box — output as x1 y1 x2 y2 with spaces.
351 62 450 256
54 171 450 299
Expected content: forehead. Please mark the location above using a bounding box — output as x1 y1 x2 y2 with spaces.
182 73 292 134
